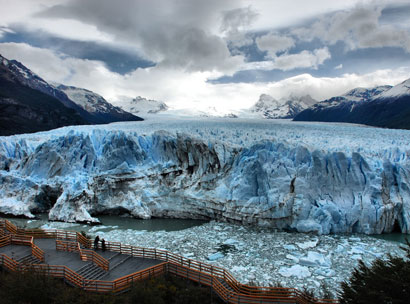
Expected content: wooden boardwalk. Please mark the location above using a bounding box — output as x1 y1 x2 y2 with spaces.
0 218 339 304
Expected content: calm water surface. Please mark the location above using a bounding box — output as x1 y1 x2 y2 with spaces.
2 214 409 244
2 214 208 233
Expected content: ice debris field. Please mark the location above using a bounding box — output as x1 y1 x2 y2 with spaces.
37 219 405 297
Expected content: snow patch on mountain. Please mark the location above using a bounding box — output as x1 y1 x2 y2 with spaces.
249 94 317 119
379 78 410 98
57 85 129 115
114 96 168 115
300 85 393 113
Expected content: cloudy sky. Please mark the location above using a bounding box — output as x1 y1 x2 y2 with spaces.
1 0 410 112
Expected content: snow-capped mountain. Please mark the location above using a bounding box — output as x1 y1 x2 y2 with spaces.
294 82 410 130
0 54 87 135
0 53 143 135
378 78 410 98
301 86 392 112
249 94 317 119
0 54 91 114
57 85 142 123
115 96 168 116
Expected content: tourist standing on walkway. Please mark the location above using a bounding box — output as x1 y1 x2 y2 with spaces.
94 235 100 250
102 238 106 252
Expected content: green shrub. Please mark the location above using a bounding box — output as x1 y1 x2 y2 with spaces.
339 239 410 304
0 269 221 304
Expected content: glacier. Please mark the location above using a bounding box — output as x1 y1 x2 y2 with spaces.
1 117 410 234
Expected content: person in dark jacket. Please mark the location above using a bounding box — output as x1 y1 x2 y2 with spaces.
94 235 100 250
101 238 106 252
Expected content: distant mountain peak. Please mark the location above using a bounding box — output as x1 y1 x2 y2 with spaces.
115 96 169 115
249 93 317 119
378 78 410 99
0 53 142 135
56 84 142 123
343 85 393 102
294 79 410 130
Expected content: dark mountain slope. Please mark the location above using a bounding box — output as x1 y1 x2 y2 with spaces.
294 83 410 130
0 76 86 136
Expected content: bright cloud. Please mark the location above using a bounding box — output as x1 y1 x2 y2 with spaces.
293 3 410 52
0 0 410 112
0 42 408 113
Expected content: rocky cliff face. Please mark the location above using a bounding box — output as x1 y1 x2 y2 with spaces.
1 125 409 235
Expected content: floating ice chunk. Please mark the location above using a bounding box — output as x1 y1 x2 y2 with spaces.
279 265 311 278
297 239 318 249
286 254 299 263
335 245 345 253
314 268 335 277
283 244 297 250
299 251 331 267
232 266 248 272
208 252 225 261
224 238 240 245
349 246 365 255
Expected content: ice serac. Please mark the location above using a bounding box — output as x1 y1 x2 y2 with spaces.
0 127 409 234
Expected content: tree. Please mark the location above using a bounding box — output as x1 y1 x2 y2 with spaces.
339 239 410 304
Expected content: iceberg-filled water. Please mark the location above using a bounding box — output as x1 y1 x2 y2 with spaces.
14 217 406 297
92 221 404 296
1 117 410 234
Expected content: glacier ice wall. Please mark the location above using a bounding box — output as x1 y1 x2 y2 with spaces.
1 123 410 234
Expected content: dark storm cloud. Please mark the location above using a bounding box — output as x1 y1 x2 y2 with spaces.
37 0 244 72
0 28 155 74
220 6 258 34
212 39 410 85
292 3 410 52
380 3 410 25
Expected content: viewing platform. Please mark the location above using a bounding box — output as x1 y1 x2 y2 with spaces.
0 218 338 304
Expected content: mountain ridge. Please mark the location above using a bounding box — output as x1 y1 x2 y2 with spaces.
294 81 410 129
0 54 143 135
249 94 317 119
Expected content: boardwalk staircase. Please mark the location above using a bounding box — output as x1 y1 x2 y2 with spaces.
17 253 43 266
76 262 106 280
0 218 339 304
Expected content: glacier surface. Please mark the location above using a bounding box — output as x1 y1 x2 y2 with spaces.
1 117 410 234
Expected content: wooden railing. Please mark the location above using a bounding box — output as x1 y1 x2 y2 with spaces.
56 239 109 271
0 218 338 303
6 234 45 262
0 253 19 271
31 241 45 262
79 248 109 271
107 262 168 293
0 234 11 248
